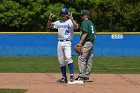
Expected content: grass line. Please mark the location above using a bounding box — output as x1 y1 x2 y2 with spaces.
0 89 27 93
0 56 140 74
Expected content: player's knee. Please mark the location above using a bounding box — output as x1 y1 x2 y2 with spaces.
60 63 66 67
65 58 73 64
58 61 66 67
78 56 86 63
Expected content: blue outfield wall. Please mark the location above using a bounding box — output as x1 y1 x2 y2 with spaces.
0 33 140 56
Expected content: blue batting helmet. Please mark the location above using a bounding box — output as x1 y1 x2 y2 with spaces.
60 8 68 15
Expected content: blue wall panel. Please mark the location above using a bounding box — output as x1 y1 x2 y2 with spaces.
0 34 140 56
94 34 140 56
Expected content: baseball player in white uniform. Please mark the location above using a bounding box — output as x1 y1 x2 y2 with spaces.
47 8 78 83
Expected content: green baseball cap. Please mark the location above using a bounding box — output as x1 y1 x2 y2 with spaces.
79 10 90 16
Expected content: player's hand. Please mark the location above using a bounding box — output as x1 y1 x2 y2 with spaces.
68 12 73 20
74 43 82 55
49 12 55 20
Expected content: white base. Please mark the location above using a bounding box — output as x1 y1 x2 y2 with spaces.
67 80 84 84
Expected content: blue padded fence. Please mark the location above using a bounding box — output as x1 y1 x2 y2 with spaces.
0 34 140 56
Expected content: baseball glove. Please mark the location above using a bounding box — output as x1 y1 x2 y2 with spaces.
74 43 82 55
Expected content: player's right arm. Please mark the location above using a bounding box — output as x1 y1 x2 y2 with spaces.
79 32 87 44
47 12 58 30
47 19 59 30
47 19 52 29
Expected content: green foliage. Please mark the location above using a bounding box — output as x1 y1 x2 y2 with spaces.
0 0 139 32
88 0 140 31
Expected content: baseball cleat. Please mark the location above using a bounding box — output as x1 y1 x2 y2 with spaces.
70 75 75 82
75 76 89 81
84 77 89 81
57 77 68 83
75 76 84 81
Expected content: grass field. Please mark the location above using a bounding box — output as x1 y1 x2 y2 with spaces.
0 89 27 93
0 56 140 74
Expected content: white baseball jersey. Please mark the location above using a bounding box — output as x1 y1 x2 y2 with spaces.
52 19 74 66
52 19 74 40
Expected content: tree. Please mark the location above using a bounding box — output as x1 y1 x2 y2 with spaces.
0 0 139 32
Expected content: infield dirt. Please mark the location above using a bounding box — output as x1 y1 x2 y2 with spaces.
0 73 140 93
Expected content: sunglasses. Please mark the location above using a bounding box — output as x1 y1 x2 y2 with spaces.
60 12 68 15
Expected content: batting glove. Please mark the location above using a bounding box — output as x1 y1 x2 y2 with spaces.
49 12 55 20
68 12 73 20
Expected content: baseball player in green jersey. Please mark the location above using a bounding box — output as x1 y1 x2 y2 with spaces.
75 10 96 81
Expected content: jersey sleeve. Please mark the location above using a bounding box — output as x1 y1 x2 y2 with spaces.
52 21 59 29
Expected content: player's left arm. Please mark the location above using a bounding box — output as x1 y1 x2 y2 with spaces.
68 12 78 29
71 20 78 29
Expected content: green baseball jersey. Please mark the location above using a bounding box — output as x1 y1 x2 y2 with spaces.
80 20 96 42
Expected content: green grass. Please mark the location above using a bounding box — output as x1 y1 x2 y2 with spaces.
0 56 140 74
93 57 140 74
0 89 27 93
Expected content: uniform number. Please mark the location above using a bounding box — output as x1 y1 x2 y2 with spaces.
65 30 69 35
91 25 95 33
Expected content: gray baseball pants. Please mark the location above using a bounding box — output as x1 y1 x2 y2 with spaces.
78 41 94 78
